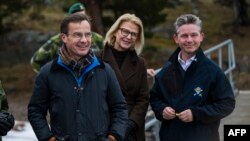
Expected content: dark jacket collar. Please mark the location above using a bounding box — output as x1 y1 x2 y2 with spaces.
101 44 138 63
168 47 205 64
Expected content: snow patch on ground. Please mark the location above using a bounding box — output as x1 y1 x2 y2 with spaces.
3 121 37 141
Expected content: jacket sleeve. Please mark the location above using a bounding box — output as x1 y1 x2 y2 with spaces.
190 69 236 123
150 62 173 122
28 70 53 141
0 80 8 112
105 64 128 141
30 34 61 73
129 59 149 128
149 73 169 121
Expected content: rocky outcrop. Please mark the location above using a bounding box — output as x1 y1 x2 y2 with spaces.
0 30 55 66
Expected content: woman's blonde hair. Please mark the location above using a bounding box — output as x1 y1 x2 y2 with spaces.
104 13 144 55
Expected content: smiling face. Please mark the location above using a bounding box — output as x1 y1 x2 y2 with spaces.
113 21 139 52
173 24 204 60
61 20 92 60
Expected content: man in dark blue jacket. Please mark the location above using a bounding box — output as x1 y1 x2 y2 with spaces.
150 14 235 141
28 14 127 141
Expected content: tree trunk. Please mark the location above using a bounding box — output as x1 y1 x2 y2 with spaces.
0 19 4 35
81 0 105 36
233 0 249 26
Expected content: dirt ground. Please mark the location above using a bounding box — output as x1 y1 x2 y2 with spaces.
7 91 32 121
3 64 36 121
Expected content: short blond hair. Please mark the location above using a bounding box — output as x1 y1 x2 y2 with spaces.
174 14 202 34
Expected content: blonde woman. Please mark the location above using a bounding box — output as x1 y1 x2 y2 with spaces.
99 13 149 141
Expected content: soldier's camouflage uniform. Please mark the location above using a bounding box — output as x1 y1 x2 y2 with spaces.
30 32 103 73
0 81 8 113
0 80 9 141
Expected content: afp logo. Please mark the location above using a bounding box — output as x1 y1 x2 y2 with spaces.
224 125 249 141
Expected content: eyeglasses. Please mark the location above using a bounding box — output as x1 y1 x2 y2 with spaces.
66 32 92 40
119 28 138 40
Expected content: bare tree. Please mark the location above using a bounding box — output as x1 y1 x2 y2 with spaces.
233 0 249 26
81 0 105 36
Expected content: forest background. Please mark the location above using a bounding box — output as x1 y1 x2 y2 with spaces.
0 0 249 121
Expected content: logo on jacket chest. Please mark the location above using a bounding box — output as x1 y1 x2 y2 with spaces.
193 87 203 97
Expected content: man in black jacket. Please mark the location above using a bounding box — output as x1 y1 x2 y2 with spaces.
150 14 235 141
28 14 127 141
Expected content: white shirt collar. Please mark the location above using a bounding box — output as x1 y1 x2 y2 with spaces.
178 52 196 71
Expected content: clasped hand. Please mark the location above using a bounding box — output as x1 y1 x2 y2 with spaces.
162 106 193 122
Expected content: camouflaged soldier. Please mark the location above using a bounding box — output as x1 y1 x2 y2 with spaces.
0 81 8 116
0 81 15 140
0 81 7 141
30 3 103 73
